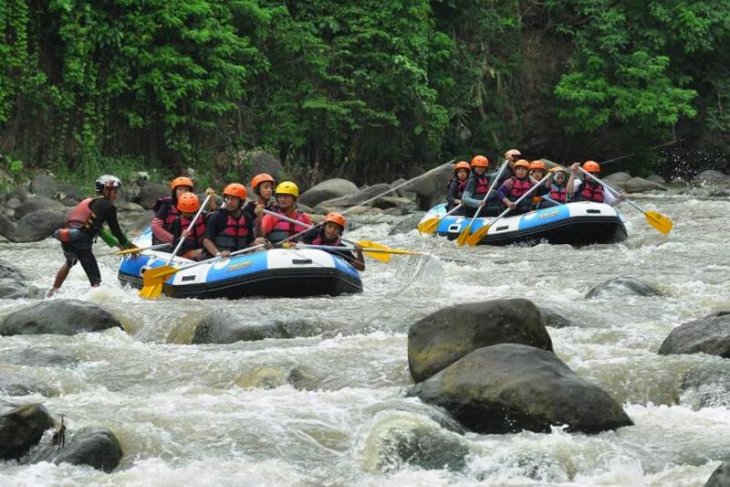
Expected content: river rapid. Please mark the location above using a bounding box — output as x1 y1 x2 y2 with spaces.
1 189 729 486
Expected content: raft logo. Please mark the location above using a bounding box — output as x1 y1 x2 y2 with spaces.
539 208 560 219
228 260 253 272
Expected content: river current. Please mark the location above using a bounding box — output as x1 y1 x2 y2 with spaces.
1 188 729 486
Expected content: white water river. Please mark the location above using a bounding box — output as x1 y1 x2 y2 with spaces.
1 188 729 486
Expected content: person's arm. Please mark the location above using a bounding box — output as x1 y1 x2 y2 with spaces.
99 227 119 248
566 163 580 199
101 203 131 247
496 180 515 208
151 205 174 243
460 179 482 209
205 188 218 211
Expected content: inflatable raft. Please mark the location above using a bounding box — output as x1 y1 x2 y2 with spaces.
421 201 628 246
118 230 362 298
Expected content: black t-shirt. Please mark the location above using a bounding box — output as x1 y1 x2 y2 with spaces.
89 198 128 245
204 209 254 244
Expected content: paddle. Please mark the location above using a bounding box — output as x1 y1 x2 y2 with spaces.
418 204 462 234
466 173 551 246
262 209 394 263
456 160 511 246
299 244 427 257
580 169 673 234
139 194 212 299
116 243 171 255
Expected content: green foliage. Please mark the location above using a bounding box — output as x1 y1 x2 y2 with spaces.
546 0 729 139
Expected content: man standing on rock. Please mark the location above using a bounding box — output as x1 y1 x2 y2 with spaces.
48 175 137 296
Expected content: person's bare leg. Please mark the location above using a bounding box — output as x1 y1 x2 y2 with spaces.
47 263 71 297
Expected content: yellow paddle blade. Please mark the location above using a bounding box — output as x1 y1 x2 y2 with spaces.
356 240 392 263
138 283 164 299
141 265 179 287
417 217 439 234
645 210 673 234
466 224 490 246
456 223 472 246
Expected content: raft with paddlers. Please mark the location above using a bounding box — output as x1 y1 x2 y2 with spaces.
117 228 362 299
419 201 628 247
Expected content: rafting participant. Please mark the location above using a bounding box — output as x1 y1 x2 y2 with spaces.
538 167 570 208
503 148 522 172
529 160 548 209
260 182 313 245
567 161 626 206
496 159 548 215
446 161 471 214
461 155 502 217
48 175 138 296
151 176 216 245
299 212 365 271
202 183 264 258
243 173 277 237
169 192 208 260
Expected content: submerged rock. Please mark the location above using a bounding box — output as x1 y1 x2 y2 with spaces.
0 259 41 299
705 460 730 487
192 310 345 344
0 373 55 397
408 299 552 383
586 277 661 298
0 299 123 336
409 343 633 434
0 403 54 460
52 427 123 472
658 314 730 358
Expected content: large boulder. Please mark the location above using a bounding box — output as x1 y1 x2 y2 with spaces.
409 344 633 434
298 178 359 208
400 162 455 210
357 410 468 473
52 427 123 472
586 277 661 298
29 175 81 201
603 172 632 184
694 170 730 187
0 299 123 336
133 182 168 210
0 404 54 460
408 299 552 383
658 314 730 358
313 183 393 213
0 213 15 240
14 196 66 220
192 310 345 344
0 259 41 299
247 150 284 180
12 209 68 242
2 347 78 367
622 177 667 193
706 460 730 487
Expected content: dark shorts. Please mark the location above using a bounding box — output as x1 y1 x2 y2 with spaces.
60 233 101 286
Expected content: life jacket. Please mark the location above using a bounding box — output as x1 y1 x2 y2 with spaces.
310 231 342 247
577 181 604 202
153 197 180 230
66 197 99 231
448 178 467 199
267 210 310 244
174 214 207 254
506 177 533 200
468 174 491 199
549 183 568 203
213 210 250 252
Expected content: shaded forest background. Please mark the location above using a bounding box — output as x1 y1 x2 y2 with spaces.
1 0 728 188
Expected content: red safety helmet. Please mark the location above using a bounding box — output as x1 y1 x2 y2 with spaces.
250 173 275 192
324 212 346 229
470 155 489 168
223 183 248 200
170 176 194 191
583 160 601 173
177 192 200 213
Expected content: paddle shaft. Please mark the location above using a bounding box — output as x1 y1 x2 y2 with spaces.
165 194 212 265
117 243 171 255
579 169 645 211
262 208 363 248
299 244 423 255
465 160 510 226
485 173 552 228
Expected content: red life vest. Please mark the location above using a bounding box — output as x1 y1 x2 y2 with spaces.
174 214 207 253
549 183 568 203
267 210 310 244
153 197 180 230
213 211 250 252
578 181 604 202
311 232 341 246
66 197 98 230
507 177 533 199
471 175 491 198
